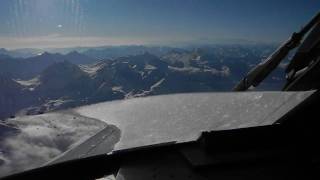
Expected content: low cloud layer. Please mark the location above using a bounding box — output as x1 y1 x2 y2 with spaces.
0 111 106 177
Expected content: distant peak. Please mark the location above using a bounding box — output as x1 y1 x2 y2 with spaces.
140 52 157 58
38 51 63 57
67 51 81 55
41 52 51 56
0 48 8 53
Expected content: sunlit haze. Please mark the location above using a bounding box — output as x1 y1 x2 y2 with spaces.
0 0 319 49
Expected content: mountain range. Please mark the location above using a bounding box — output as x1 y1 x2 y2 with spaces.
0 44 286 120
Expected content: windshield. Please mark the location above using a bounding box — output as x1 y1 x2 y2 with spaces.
0 0 319 177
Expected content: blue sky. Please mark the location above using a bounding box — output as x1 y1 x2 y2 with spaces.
0 0 319 49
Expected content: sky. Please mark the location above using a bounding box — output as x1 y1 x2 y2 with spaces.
0 0 319 49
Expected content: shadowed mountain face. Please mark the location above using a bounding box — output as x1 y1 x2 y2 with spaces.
0 75 24 119
0 52 97 79
0 45 285 120
38 61 94 98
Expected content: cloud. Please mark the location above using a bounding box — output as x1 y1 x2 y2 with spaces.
0 112 107 177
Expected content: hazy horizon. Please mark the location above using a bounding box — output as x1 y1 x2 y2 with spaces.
1 38 280 51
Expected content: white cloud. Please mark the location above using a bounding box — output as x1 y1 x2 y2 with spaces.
0 112 107 177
